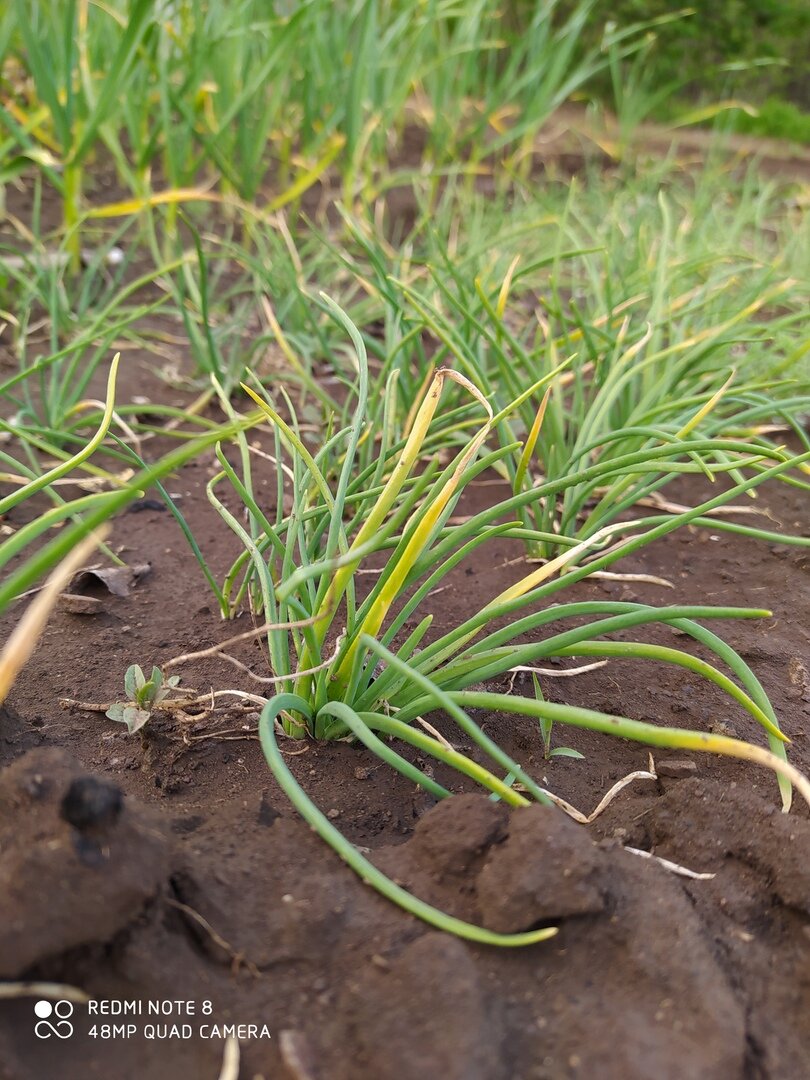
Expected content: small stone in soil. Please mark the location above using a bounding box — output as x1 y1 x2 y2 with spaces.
709 719 737 738
657 759 698 779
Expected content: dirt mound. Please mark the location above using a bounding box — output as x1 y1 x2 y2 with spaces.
0 749 168 978
4 748 809 1078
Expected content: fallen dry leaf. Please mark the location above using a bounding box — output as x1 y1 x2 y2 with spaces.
71 562 151 599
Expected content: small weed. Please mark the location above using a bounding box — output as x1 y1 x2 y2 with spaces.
532 675 585 761
105 665 181 735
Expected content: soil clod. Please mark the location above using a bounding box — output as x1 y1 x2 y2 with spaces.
0 749 168 979
477 804 605 930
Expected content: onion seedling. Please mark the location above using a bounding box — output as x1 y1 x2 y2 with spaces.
395 254 810 562
0 360 265 616
207 303 810 943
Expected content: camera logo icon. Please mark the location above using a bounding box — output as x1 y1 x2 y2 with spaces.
34 1000 74 1039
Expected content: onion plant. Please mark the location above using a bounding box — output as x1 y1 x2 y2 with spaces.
294 183 809 564
2 0 650 248
1 0 154 265
401 263 810 561
0 230 184 439
0 357 264 616
208 303 810 945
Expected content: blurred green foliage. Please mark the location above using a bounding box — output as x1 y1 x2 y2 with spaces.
585 0 810 104
731 97 810 143
539 0 810 139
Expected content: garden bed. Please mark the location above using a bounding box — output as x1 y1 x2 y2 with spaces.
0 338 807 1078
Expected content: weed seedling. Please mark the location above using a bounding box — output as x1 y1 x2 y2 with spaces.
105 665 181 735
533 675 585 761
